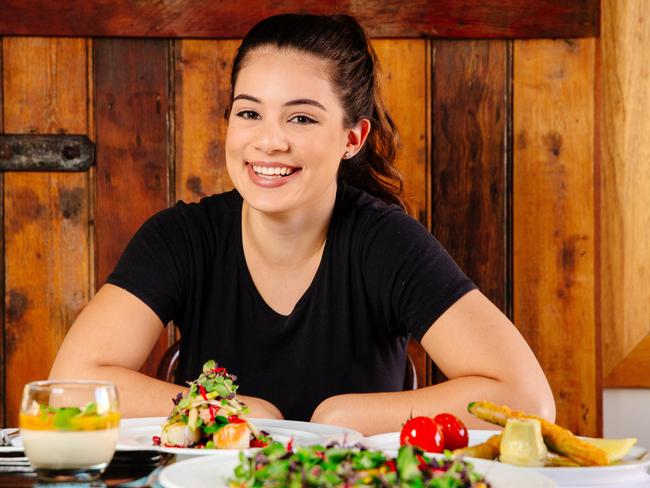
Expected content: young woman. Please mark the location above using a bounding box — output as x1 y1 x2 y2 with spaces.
50 14 555 435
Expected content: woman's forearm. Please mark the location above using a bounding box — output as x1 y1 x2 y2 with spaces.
48 364 283 419
49 364 185 417
310 375 556 436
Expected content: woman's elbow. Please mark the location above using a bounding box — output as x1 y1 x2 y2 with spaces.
512 377 556 423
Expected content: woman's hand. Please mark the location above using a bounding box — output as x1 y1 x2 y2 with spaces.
237 395 284 420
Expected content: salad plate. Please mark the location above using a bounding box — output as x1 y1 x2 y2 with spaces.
158 450 556 488
364 430 650 486
118 417 362 457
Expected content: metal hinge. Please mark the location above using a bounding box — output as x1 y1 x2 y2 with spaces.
0 134 94 171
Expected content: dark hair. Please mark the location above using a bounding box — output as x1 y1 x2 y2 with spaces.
230 14 405 210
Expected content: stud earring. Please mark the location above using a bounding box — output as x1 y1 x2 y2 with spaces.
343 152 351 159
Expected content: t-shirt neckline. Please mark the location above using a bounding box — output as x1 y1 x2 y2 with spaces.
234 187 343 320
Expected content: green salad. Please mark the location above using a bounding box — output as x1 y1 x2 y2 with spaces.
228 441 491 487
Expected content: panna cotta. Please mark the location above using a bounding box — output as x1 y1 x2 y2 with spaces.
20 409 120 469
21 428 119 468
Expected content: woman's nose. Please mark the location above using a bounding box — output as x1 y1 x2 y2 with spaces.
254 120 289 154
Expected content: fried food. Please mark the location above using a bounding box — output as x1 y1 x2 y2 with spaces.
453 434 501 460
467 401 609 466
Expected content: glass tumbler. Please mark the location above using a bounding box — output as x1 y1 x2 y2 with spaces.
20 380 120 482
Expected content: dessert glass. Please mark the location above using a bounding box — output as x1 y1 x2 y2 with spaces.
19 380 120 482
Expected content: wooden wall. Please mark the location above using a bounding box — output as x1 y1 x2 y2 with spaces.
0 1 613 436
600 0 650 388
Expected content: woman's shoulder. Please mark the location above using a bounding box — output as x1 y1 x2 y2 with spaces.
134 190 242 246
336 183 420 233
150 189 242 225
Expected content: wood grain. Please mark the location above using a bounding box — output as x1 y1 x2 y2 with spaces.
94 39 171 378
513 39 597 435
431 40 509 313
600 0 650 387
3 37 90 426
0 0 599 39
373 39 430 386
174 40 238 203
0 38 4 428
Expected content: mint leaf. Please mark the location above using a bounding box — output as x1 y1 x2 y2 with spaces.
81 402 97 416
53 407 82 430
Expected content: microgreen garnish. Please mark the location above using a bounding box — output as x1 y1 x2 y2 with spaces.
227 442 490 487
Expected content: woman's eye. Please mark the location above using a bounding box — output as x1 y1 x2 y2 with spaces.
236 110 260 120
289 114 317 125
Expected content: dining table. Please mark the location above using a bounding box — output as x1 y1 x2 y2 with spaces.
2 423 650 487
0 448 173 487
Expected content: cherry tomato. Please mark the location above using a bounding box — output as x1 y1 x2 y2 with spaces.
433 413 469 450
399 416 445 453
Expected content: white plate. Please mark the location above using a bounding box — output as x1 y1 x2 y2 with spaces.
363 430 650 486
158 451 555 488
117 417 362 457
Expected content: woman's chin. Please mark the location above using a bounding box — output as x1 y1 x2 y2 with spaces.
241 191 296 216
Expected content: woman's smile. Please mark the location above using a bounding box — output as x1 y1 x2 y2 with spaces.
246 161 302 188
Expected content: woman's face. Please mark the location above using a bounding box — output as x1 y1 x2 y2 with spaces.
226 47 354 216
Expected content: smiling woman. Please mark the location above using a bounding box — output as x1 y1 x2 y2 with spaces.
49 14 555 435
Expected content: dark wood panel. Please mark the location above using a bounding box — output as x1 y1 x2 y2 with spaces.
94 39 171 378
0 0 599 39
431 40 509 312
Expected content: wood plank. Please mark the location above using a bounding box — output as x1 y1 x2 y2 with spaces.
604 337 650 388
373 39 430 386
600 0 650 386
0 0 599 39
174 40 238 203
432 40 509 311
0 37 4 428
3 37 90 426
94 39 171 378
430 39 509 385
513 38 597 435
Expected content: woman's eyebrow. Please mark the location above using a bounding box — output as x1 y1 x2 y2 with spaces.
284 99 327 112
232 94 327 112
232 94 261 104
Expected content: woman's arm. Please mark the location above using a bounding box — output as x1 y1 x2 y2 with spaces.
310 289 555 435
49 284 283 419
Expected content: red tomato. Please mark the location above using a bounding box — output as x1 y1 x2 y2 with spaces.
433 413 469 450
399 416 445 453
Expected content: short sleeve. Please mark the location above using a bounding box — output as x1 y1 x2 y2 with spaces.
362 209 476 341
106 205 192 326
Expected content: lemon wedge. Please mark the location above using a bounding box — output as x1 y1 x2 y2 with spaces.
581 437 637 463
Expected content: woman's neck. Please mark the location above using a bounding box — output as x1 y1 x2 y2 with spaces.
241 184 337 270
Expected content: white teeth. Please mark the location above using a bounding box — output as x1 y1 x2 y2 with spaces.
251 165 294 177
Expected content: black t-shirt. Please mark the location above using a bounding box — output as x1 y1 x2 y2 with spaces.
107 184 475 421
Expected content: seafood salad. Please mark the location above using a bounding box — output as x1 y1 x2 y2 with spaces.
156 360 270 449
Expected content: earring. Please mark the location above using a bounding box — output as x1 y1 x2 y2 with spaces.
343 152 351 159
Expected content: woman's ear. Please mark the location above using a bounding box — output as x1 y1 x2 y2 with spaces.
343 118 371 158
